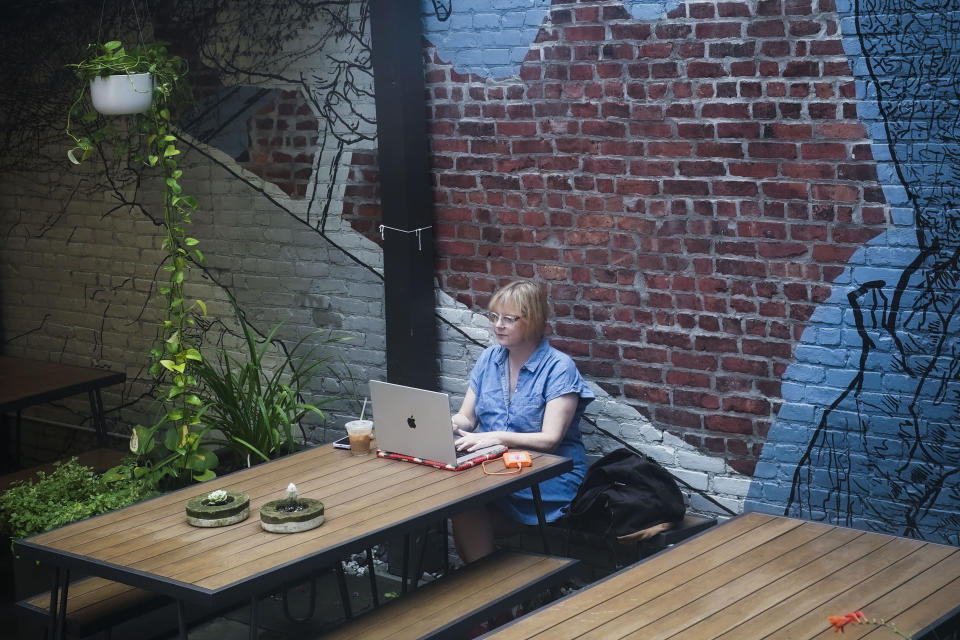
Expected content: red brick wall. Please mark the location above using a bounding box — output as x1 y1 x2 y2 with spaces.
342 0 888 475
241 90 320 199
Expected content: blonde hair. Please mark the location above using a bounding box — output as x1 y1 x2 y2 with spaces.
488 280 548 340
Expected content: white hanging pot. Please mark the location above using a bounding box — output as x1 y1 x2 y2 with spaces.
89 72 153 115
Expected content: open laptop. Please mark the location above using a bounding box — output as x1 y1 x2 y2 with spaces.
369 380 506 470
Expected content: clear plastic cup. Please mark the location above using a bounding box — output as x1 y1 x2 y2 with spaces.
345 420 374 456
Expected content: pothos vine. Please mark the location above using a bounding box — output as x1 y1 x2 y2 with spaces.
66 41 218 486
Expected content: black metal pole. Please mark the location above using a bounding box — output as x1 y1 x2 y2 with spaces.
369 0 438 390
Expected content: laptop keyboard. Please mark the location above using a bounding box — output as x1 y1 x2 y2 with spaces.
456 445 505 465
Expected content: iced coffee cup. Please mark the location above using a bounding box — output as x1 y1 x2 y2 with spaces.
345 419 374 456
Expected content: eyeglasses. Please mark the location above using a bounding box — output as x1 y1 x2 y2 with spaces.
484 311 522 326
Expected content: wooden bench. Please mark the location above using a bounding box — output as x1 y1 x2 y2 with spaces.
323 550 578 640
17 577 169 639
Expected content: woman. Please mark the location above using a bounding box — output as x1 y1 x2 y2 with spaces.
451 280 594 562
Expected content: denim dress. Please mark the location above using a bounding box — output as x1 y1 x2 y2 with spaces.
469 338 595 524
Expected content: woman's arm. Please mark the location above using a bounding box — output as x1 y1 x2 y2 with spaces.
454 392 579 453
451 387 479 432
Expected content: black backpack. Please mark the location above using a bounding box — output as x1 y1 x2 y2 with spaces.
565 448 686 538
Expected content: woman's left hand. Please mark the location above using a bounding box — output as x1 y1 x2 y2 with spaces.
455 430 505 453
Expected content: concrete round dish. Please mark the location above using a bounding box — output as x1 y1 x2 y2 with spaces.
259 498 325 533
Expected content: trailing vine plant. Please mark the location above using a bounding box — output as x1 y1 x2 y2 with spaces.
66 40 217 486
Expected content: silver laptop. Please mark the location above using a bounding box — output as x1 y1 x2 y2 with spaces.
369 380 505 468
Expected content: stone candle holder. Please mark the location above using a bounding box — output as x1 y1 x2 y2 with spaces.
185 489 250 527
259 483 325 533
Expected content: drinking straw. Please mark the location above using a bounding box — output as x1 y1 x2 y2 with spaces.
359 397 368 421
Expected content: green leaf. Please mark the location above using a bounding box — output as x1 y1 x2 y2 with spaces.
184 237 199 246
159 359 186 373
193 469 216 482
148 155 159 166
133 425 155 456
164 425 181 451
165 177 183 194
184 348 202 361
163 144 179 157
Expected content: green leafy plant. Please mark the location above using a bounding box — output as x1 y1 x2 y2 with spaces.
66 40 210 486
0 458 155 541
195 304 348 466
129 413 219 489
66 40 188 165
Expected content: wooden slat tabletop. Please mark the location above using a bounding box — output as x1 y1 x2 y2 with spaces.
16 445 571 607
0 356 125 409
483 512 960 640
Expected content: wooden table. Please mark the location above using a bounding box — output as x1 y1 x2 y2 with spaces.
0 356 126 469
16 445 572 638
483 512 960 639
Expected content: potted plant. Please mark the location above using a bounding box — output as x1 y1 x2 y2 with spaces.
65 40 211 489
66 40 188 163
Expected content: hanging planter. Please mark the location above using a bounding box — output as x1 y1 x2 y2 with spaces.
65 40 187 164
185 489 250 527
64 39 220 491
89 72 153 115
260 484 325 533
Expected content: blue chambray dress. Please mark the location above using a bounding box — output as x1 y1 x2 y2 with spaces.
469 338 595 524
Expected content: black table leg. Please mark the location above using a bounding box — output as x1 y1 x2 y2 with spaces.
400 533 410 595
366 547 379 607
249 594 259 640
48 566 70 640
413 525 432 590
177 599 189 640
0 411 9 472
335 562 353 620
47 566 60 640
531 484 551 555
88 388 107 445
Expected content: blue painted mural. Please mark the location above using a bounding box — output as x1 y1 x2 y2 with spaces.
746 0 960 544
421 0 680 78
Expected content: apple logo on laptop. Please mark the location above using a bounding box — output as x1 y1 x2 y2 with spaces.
407 415 417 429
